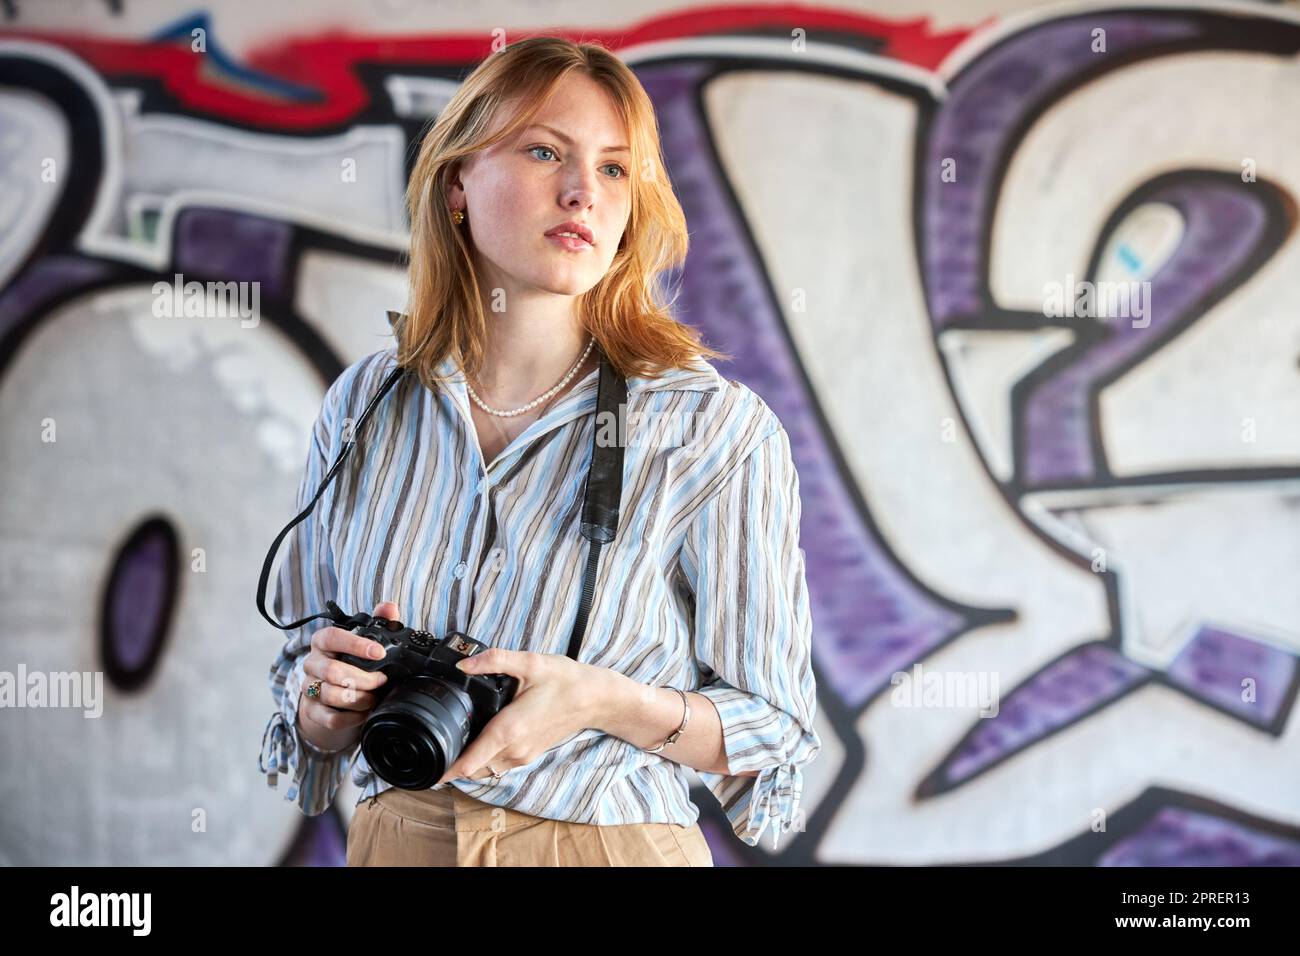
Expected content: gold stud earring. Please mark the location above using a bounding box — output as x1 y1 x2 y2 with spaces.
451 208 465 225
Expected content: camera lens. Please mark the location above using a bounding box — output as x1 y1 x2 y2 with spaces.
360 677 473 790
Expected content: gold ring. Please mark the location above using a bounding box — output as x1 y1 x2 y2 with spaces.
306 679 323 699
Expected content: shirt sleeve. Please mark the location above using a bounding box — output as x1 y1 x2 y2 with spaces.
256 370 360 817
678 423 821 849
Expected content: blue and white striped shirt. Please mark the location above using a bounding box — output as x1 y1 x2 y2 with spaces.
257 342 820 847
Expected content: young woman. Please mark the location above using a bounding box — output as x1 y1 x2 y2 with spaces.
258 35 820 866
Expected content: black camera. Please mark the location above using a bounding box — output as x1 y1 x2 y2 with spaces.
257 349 628 797
330 603 519 790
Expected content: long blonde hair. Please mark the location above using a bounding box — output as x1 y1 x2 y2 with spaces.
395 34 729 392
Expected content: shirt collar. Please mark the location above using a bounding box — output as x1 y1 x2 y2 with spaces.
626 361 723 396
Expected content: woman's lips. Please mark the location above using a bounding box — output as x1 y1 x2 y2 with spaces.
546 233 593 252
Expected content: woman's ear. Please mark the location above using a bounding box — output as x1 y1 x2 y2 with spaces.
444 159 467 208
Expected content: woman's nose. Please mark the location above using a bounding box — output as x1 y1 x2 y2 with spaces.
560 170 597 209
561 190 594 211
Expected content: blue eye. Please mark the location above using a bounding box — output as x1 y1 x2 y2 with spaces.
528 145 627 180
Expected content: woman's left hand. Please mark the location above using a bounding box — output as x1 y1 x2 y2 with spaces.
435 648 623 786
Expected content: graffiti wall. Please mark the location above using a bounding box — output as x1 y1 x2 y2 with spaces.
0 0 1297 866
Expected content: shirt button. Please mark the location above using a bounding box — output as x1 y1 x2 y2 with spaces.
453 562 468 579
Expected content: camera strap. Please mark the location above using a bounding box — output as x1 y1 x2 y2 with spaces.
564 348 627 660
256 347 627 664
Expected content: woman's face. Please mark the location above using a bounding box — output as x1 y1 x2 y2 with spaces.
448 72 634 307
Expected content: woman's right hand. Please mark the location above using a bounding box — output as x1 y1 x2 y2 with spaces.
296 601 396 753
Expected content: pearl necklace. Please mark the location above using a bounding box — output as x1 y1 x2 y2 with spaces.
465 337 596 418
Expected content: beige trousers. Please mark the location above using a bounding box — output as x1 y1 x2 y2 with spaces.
346 784 714 867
